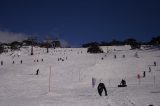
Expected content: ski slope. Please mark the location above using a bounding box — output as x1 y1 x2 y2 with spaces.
0 46 160 106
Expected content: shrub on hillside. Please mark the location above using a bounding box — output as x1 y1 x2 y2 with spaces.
124 38 141 49
10 41 22 51
149 36 160 45
87 44 103 53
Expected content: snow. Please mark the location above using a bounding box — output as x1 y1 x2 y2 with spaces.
0 46 160 106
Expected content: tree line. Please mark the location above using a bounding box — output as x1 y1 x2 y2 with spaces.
0 38 61 54
82 36 160 49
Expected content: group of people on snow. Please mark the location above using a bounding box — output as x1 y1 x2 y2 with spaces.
96 79 127 96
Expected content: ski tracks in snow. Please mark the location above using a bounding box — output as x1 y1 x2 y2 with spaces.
106 87 137 106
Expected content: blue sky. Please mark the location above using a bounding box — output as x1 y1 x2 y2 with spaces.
0 0 160 46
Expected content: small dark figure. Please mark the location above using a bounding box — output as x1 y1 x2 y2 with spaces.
20 60 23 64
37 60 38 62
36 69 39 75
137 74 141 79
66 57 67 60
154 61 156 66
122 55 125 58
97 82 107 96
118 79 127 87
34 60 36 62
42 59 43 62
1 61 3 66
101 57 104 60
62 59 64 61
143 71 146 78
13 61 15 64
149 105 154 106
149 67 151 72
92 77 96 88
58 58 60 61
114 55 116 59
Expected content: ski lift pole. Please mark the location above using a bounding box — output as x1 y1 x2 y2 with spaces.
49 66 52 92
79 70 80 82
153 75 156 88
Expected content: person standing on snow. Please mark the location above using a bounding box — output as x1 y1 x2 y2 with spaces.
143 71 146 78
154 61 156 66
36 69 39 75
97 81 107 96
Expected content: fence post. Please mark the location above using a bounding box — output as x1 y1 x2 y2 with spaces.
153 75 156 88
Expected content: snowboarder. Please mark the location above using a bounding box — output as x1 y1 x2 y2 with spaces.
118 79 127 87
114 55 116 59
36 69 39 75
13 61 15 64
97 82 107 96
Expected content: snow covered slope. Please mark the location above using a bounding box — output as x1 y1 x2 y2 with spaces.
0 46 160 106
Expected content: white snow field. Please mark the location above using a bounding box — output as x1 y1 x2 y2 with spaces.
0 46 160 106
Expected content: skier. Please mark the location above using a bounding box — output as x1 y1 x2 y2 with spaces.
97 81 107 96
21 60 23 64
143 71 146 78
36 69 39 75
1 61 3 66
154 61 156 66
149 67 151 72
